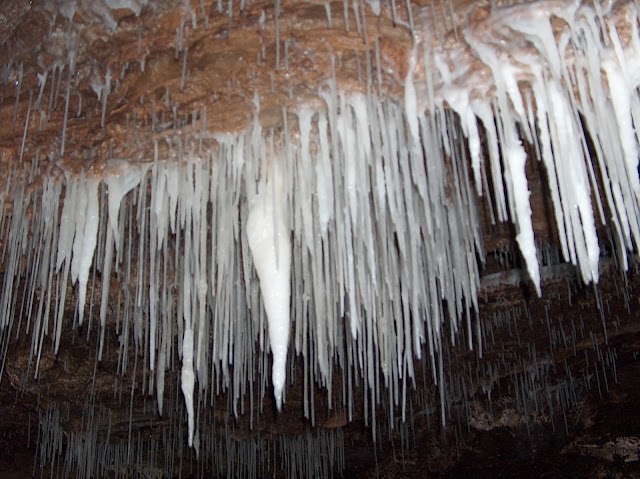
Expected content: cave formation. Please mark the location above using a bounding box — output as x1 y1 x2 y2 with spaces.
1 0 640 477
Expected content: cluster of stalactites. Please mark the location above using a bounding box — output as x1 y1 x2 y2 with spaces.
421 0 640 292
0 86 483 446
1 0 640 458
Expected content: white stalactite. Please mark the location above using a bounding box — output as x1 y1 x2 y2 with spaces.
246 166 292 410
